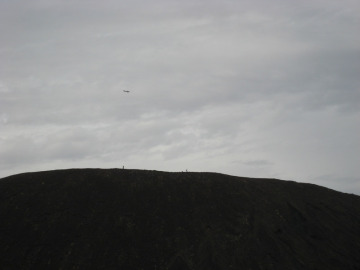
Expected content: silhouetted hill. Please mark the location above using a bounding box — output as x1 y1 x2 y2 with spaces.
0 169 359 269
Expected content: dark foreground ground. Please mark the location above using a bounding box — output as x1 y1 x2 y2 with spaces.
0 169 359 270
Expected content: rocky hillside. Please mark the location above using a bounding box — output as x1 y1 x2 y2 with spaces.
0 169 359 269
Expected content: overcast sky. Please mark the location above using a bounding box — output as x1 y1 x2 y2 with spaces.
1 0 359 194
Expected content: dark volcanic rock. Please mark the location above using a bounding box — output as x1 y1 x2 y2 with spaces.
0 169 359 269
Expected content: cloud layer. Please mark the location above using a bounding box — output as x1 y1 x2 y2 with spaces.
1 0 359 194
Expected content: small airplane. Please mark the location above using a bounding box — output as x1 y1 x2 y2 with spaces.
123 90 130 93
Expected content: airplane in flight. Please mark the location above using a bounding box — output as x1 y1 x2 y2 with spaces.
123 90 130 93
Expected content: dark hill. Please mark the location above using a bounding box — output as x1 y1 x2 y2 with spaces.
0 169 359 270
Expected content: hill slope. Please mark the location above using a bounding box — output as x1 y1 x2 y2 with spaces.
0 169 359 269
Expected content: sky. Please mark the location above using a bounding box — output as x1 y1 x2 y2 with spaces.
0 0 359 194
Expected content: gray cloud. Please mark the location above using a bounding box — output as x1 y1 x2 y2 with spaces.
1 0 359 194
